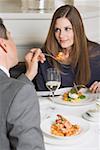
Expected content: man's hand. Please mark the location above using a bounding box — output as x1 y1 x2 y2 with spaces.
25 48 45 80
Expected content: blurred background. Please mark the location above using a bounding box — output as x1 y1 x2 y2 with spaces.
0 0 100 61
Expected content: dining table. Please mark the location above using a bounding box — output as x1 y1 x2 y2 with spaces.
38 91 100 150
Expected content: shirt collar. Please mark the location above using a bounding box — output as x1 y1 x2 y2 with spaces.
0 65 10 77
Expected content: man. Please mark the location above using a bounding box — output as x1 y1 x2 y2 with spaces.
0 18 45 150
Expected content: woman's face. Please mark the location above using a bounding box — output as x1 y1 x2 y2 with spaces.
54 17 74 50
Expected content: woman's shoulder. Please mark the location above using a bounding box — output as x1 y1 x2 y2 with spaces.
88 40 100 50
88 41 100 57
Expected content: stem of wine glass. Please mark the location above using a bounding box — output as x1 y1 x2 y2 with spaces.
50 90 55 110
52 91 55 101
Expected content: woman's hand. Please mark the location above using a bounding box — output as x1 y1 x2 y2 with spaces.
25 48 46 80
89 81 100 93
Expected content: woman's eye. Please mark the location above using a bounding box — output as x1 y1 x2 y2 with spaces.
54 28 60 32
65 27 72 31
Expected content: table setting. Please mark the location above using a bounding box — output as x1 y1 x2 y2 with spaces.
37 87 100 150
37 68 100 150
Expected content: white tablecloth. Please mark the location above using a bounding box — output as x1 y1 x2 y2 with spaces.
39 96 100 150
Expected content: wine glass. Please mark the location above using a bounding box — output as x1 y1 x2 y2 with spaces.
46 68 61 110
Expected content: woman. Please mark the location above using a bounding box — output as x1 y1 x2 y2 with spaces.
35 5 100 92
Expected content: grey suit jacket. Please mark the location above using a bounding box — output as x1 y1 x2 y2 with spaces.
0 69 45 150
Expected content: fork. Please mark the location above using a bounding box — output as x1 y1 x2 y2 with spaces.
43 53 56 59
73 84 90 93
43 52 70 69
73 82 79 93
30 51 59 63
43 53 63 64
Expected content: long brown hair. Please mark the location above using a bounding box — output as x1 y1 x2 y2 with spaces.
43 5 90 85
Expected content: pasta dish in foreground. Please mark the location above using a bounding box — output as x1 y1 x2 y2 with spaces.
51 114 80 137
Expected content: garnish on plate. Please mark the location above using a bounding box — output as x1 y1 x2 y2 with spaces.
63 86 86 102
51 114 80 137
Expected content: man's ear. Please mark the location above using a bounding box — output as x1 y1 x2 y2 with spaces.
0 38 7 53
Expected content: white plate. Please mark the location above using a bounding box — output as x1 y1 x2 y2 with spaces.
37 87 71 97
43 134 83 146
82 111 100 123
53 93 95 106
43 132 89 146
41 115 89 140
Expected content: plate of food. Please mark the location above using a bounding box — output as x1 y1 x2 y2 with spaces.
41 114 89 140
53 86 95 106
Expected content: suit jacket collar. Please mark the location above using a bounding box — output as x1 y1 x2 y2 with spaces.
0 69 8 78
0 66 10 77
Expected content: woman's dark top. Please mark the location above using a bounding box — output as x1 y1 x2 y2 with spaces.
35 41 100 91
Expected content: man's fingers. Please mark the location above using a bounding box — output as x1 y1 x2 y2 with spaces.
30 48 45 63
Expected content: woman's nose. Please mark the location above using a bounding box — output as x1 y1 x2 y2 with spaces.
59 30 65 39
